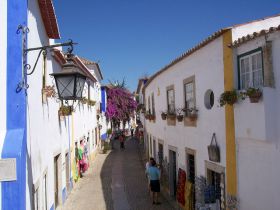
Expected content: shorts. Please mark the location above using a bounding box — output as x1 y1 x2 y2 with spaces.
150 180 160 192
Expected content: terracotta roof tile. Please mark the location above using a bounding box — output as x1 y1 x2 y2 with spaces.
230 25 280 47
79 57 103 80
38 0 60 39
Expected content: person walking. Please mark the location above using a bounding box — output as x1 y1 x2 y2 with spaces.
145 157 154 192
130 127 134 137
147 159 161 205
119 132 125 149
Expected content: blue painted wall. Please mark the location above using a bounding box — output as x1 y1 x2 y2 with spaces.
101 87 106 113
1 0 27 210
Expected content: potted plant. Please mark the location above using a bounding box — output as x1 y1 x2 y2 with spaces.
150 114 156 121
145 111 151 120
81 97 88 104
58 105 73 116
141 107 146 114
42 85 56 98
167 109 176 120
185 107 198 121
176 108 184 122
161 111 167 120
245 87 262 103
219 90 238 107
88 99 96 106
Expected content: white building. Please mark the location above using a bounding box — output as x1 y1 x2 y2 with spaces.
142 15 280 210
0 0 105 210
231 25 280 210
27 1 105 209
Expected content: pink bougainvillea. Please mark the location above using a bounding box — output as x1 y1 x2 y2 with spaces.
105 87 137 125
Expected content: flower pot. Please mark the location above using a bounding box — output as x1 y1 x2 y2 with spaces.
177 115 184 122
42 86 56 98
227 96 237 105
249 92 262 103
188 113 197 121
161 113 167 120
167 114 176 120
59 106 72 116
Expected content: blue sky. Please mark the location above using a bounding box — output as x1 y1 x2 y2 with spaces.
53 0 279 91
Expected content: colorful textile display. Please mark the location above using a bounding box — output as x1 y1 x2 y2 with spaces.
176 168 187 205
185 181 194 210
72 159 79 182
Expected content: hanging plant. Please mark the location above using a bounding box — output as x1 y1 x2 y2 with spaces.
176 108 184 122
58 105 73 116
81 97 88 104
145 111 151 120
88 99 96 106
219 90 238 107
42 85 56 98
161 111 167 120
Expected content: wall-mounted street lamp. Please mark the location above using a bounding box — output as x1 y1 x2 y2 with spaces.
17 25 87 102
50 46 87 101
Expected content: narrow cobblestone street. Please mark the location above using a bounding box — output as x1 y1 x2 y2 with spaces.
62 138 173 210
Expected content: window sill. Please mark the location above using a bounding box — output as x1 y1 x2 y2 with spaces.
184 117 197 127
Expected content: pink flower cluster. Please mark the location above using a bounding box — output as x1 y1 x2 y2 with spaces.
105 87 137 122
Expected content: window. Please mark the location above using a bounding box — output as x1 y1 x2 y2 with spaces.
239 49 263 89
167 88 175 112
183 76 196 112
151 93 155 115
185 82 194 109
88 82 90 100
204 89 214 109
148 96 151 114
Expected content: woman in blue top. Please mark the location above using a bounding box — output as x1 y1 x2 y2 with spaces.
148 159 161 205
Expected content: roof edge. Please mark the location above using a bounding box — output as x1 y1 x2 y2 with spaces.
230 25 280 48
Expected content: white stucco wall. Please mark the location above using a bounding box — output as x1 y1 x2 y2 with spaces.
234 32 280 210
0 0 7 206
27 0 103 209
145 36 226 176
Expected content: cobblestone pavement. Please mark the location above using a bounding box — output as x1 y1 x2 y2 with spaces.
62 137 174 210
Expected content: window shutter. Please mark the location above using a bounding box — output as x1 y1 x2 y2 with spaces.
263 41 275 88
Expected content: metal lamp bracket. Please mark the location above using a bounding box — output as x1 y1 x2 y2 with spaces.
16 25 77 93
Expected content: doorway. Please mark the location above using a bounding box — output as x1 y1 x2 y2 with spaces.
95 127 98 146
186 149 196 209
54 154 62 209
153 138 156 161
158 143 163 167
54 155 59 208
169 149 177 197
149 136 152 157
205 161 225 209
